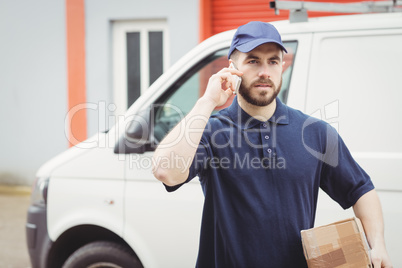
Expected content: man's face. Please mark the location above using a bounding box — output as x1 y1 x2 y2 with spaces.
233 43 284 107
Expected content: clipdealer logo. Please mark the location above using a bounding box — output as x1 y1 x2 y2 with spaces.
64 100 340 168
128 152 286 172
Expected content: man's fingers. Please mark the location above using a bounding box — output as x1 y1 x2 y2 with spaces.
371 256 381 268
224 87 235 97
204 72 235 107
218 67 243 76
216 73 234 90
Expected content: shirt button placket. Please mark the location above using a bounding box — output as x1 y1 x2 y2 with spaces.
260 122 271 169
261 122 272 159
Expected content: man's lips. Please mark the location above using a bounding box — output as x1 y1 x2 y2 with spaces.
254 83 273 89
253 80 273 88
255 84 272 87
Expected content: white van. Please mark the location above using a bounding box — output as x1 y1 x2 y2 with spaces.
27 12 402 268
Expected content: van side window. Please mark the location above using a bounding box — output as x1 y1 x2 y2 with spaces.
278 41 297 103
153 41 298 142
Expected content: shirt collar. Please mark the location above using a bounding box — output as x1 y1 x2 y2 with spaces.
226 96 289 129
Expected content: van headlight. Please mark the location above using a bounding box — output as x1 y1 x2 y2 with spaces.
31 177 49 207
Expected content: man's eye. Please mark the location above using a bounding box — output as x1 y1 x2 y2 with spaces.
248 60 258 64
270 61 278 65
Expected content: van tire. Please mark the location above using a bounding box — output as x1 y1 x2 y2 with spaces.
62 241 143 268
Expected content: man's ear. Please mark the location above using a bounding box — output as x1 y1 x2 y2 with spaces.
229 59 239 69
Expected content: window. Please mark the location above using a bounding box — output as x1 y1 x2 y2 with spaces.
153 41 298 142
279 41 298 103
113 20 169 116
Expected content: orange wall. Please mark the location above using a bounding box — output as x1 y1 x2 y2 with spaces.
66 0 87 147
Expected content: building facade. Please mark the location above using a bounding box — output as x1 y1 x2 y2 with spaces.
0 0 199 185
0 0 383 185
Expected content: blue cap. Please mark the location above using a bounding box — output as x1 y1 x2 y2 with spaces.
228 21 287 59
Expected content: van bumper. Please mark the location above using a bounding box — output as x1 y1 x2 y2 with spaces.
26 205 53 268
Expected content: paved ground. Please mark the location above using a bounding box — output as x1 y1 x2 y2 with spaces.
0 185 31 268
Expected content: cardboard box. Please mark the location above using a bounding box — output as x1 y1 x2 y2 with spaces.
301 218 372 267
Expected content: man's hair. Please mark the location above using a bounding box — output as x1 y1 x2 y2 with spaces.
229 49 240 61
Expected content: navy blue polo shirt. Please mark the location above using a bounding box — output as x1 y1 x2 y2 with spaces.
165 97 374 268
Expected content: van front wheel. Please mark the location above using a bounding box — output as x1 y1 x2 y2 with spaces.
62 241 143 268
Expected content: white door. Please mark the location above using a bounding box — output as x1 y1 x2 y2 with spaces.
307 28 402 266
112 19 169 116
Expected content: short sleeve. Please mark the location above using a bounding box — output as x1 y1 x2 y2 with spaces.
320 129 374 209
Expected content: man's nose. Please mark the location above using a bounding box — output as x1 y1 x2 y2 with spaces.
258 64 270 79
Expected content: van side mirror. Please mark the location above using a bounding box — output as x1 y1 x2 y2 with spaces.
114 107 156 154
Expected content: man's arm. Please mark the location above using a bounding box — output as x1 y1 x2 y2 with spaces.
152 66 242 187
353 189 393 268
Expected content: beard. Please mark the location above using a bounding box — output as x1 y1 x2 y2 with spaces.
239 77 282 107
